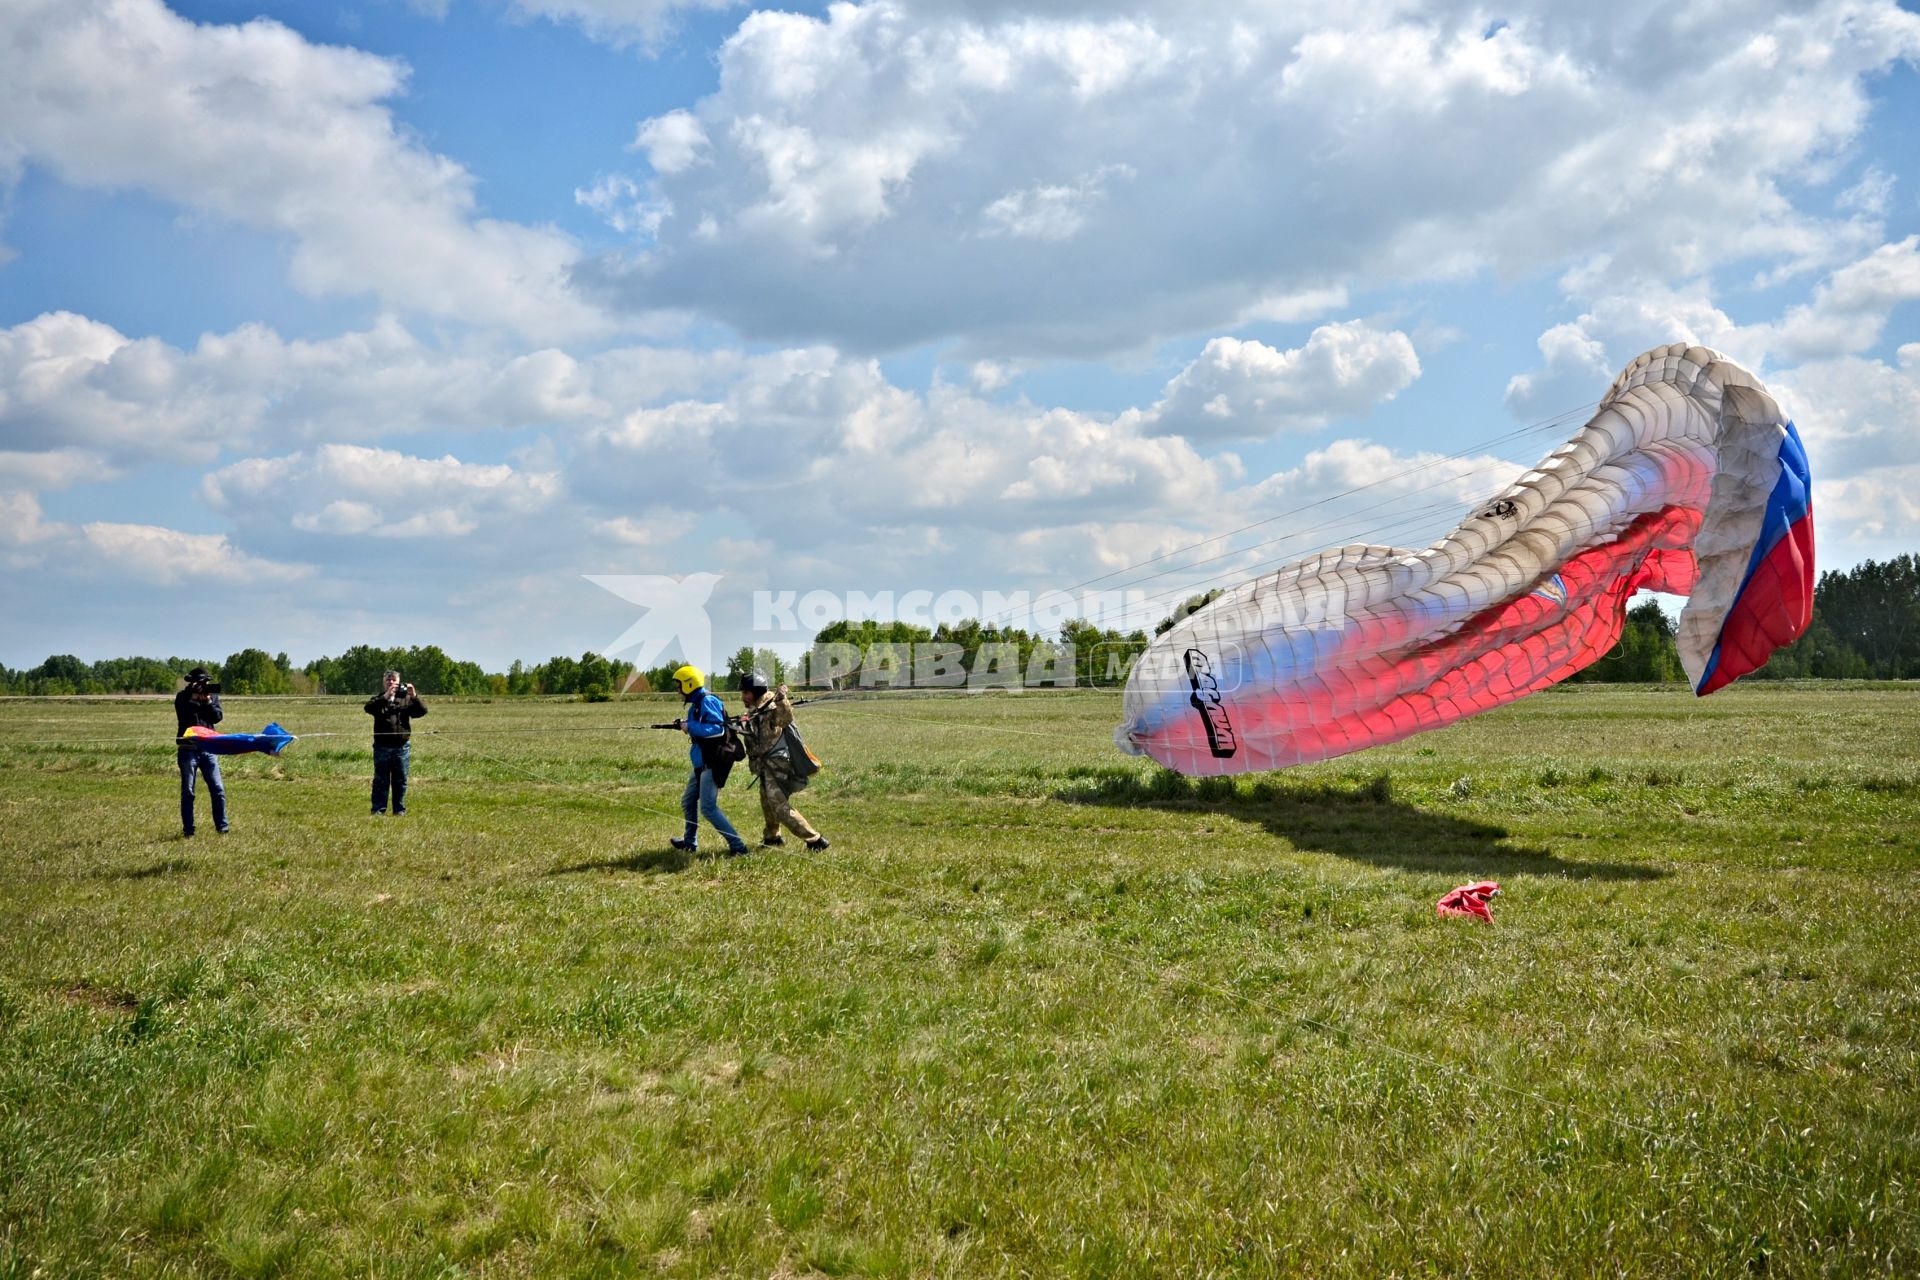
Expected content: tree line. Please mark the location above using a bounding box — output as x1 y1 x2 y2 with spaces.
0 646 639 698
7 555 1916 696
1556 554 1920 683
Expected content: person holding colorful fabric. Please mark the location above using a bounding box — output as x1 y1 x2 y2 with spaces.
666 665 749 857
173 667 229 836
364 670 427 815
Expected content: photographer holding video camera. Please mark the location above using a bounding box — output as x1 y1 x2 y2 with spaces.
364 669 427 816
173 667 229 837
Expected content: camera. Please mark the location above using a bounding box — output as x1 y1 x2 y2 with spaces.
190 679 221 694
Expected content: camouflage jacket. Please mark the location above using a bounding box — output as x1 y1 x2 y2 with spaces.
739 688 796 767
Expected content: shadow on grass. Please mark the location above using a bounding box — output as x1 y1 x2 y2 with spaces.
1056 770 1661 881
101 857 194 880
547 846 701 876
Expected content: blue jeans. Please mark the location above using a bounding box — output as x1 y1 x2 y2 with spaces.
681 766 746 852
177 748 227 834
372 743 411 814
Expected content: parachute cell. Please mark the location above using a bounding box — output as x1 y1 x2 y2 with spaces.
1115 344 1815 776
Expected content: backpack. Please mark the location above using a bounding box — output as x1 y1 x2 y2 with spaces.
693 692 746 786
778 722 821 780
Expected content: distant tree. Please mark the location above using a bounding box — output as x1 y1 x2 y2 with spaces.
724 645 759 689
28 655 92 693
1815 554 1920 678
321 645 400 695
1155 589 1223 636
754 647 788 687
222 648 290 695
1757 615 1871 679
538 655 580 695
1572 600 1684 683
90 657 180 693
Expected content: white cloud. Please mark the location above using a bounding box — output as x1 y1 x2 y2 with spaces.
635 110 711 174
571 345 1235 536
1139 322 1421 440
203 444 563 545
0 448 113 491
0 491 64 548
0 312 260 464
600 513 684 546
1816 468 1920 543
0 0 602 340
1506 234 1920 419
0 312 773 471
978 164 1133 241
75 522 309 585
575 1 1920 355
576 174 671 238
509 0 741 49
1771 343 1920 477
1837 166 1895 218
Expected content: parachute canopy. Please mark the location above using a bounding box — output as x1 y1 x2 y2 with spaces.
1116 344 1814 776
179 722 295 756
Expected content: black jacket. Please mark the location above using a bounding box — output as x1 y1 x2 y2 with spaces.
174 688 223 737
364 691 428 746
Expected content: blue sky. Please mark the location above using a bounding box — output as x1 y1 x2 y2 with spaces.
2 0 1917 672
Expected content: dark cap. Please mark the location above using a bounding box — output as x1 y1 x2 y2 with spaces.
187 668 210 681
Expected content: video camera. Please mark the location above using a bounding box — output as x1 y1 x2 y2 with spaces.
187 674 221 695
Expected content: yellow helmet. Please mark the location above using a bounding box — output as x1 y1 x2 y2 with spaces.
671 665 705 695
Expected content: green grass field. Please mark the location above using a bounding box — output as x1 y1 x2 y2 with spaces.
2 685 1917 1277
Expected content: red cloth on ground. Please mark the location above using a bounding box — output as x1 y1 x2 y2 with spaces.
1437 880 1500 921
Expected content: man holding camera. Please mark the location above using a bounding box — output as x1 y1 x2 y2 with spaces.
365 670 427 815
174 667 229 836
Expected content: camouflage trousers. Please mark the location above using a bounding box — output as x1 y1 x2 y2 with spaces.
756 764 820 843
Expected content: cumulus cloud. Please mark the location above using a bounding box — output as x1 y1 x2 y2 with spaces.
1137 322 1421 440
508 0 742 49
1771 343 1920 478
0 312 780 473
0 312 261 464
76 522 311 585
1505 235 1920 418
570 346 1235 539
575 1 1920 355
0 491 63 549
1816 468 1920 544
978 165 1134 241
0 0 602 340
0 448 114 492
635 110 711 174
576 174 671 238
203 444 564 547
0 489 312 583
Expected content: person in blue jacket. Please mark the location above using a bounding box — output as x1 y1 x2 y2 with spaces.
666 665 749 856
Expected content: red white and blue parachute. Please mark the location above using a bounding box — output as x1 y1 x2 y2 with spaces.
178 723 295 756
1116 344 1814 776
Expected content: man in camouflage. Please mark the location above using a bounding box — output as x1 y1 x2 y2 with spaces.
737 673 829 851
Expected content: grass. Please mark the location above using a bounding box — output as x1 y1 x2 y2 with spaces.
0 684 1916 1276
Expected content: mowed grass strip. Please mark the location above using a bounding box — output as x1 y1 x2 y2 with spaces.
1 685 1916 1277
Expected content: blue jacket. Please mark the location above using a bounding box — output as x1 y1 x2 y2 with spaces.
683 689 727 766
